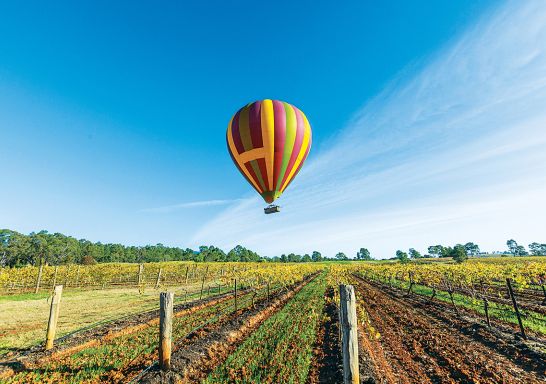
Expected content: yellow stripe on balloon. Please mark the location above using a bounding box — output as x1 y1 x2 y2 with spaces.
280 111 311 193
227 119 262 193
260 99 275 190
238 147 266 163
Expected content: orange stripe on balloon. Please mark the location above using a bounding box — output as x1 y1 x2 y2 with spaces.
227 118 262 193
237 147 266 163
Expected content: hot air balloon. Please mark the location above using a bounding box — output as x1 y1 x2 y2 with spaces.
226 99 312 214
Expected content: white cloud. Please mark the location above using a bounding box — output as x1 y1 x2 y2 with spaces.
191 0 546 258
141 199 243 213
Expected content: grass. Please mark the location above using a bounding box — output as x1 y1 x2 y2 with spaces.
204 272 327 384
0 281 230 356
0 292 52 302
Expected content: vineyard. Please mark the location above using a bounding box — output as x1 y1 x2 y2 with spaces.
0 257 545 383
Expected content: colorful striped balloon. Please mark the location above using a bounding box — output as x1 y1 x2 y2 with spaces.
226 99 312 204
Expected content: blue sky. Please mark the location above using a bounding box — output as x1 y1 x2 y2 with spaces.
2 1 545 258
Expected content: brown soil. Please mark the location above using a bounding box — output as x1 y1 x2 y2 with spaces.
353 276 546 384
307 287 343 384
0 289 245 377
139 275 316 384
458 284 546 316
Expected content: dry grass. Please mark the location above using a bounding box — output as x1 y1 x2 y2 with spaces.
0 281 208 356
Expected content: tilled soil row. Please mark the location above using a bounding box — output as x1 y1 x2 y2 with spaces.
353 276 545 384
139 274 318 384
0 288 247 378
374 279 546 343
368 277 546 357
454 284 546 315
307 287 343 384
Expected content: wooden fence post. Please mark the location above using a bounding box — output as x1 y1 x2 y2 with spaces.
52 266 58 289
159 292 174 371
200 275 205 300
155 268 162 289
339 285 359 384
483 297 491 327
138 264 144 285
234 279 238 311
45 285 63 350
199 266 209 300
506 278 527 340
35 265 43 294
64 265 70 287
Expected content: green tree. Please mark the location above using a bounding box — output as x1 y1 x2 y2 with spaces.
408 248 422 259
529 242 546 256
450 244 468 263
287 253 301 262
507 239 518 256
356 248 372 260
396 250 409 264
301 254 312 262
464 242 480 256
311 251 323 262
427 245 445 258
515 245 528 256
335 252 348 260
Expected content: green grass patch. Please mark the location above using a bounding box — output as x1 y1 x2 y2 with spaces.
204 273 327 384
386 278 546 335
0 292 52 302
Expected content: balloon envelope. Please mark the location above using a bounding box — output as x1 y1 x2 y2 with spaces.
226 99 312 203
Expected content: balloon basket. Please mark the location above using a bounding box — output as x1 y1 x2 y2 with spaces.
264 205 281 214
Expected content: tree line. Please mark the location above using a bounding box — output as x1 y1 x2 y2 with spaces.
395 239 546 264
0 229 339 267
1 229 543 268
0 229 265 267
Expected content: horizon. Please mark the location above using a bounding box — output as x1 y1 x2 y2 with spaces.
0 227 534 260
2 0 546 259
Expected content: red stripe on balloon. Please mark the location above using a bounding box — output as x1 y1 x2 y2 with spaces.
245 162 264 194
231 109 245 155
280 105 305 188
248 101 263 150
256 157 269 190
282 136 311 192
272 100 286 192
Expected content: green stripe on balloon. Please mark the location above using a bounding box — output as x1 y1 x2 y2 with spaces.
275 102 296 193
250 159 266 192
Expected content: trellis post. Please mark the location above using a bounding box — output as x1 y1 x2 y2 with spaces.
159 292 174 371
339 285 359 384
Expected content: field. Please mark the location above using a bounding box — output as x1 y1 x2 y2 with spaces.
0 258 545 383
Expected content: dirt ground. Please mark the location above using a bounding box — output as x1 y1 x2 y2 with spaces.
353 277 546 384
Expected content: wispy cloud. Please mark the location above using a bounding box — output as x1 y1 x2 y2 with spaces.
141 199 243 213
191 0 546 258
